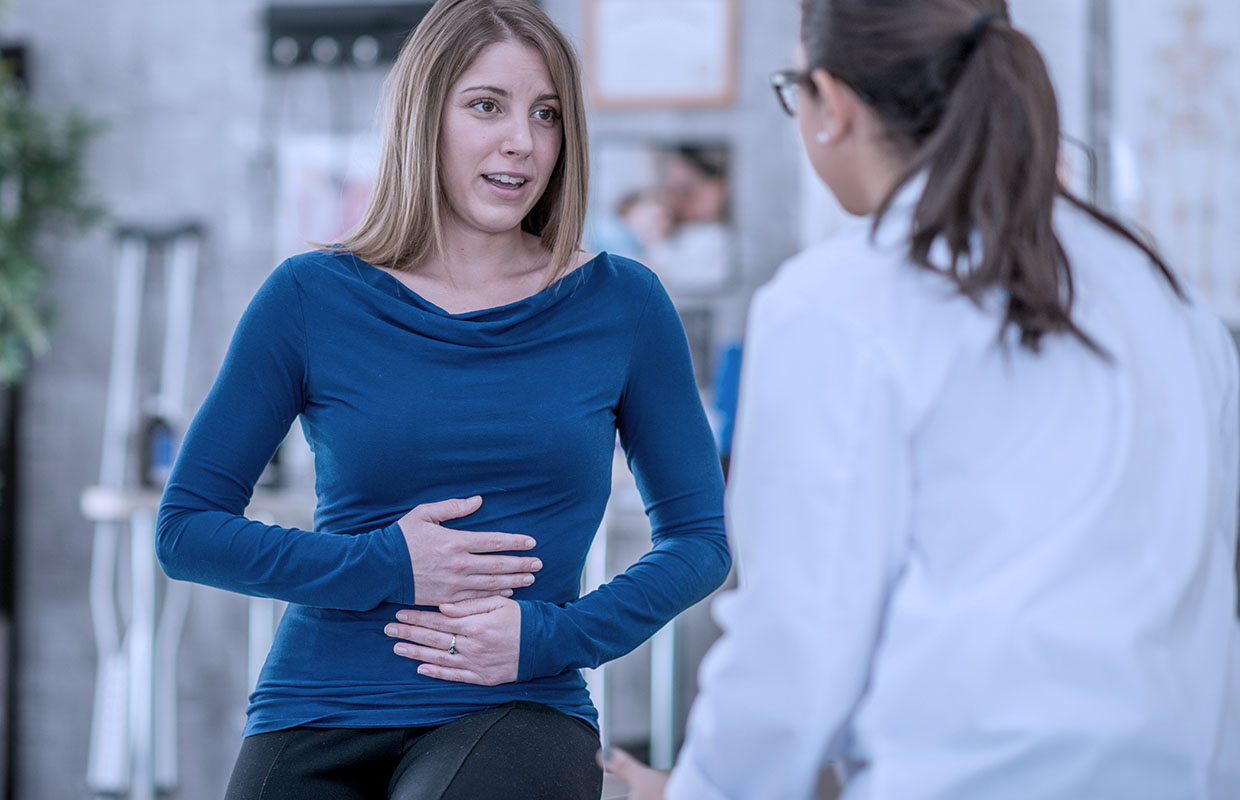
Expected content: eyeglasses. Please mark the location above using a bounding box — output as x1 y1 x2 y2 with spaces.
770 69 813 117
770 68 876 116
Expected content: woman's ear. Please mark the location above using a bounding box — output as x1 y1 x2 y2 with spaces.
807 68 858 145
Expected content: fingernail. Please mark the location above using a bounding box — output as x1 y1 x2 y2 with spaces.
523 575 534 585
469 495 482 503
396 611 410 623
523 538 536 548
531 559 542 570
395 644 411 656
384 625 399 637
417 665 430 676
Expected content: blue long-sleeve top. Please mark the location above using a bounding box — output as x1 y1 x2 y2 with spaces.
156 249 731 735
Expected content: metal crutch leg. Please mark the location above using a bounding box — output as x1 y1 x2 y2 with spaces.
87 230 148 795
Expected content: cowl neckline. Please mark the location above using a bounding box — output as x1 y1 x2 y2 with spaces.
307 248 610 348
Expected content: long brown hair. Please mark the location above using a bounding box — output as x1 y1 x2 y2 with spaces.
337 0 589 284
801 0 1182 353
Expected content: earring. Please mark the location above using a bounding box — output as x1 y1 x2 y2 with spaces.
815 130 829 144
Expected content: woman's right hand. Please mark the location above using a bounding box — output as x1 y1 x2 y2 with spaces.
398 495 542 606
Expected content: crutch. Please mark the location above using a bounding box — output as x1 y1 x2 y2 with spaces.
85 223 202 799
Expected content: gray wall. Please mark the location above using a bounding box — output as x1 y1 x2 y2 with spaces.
8 1 299 796
2 1 803 797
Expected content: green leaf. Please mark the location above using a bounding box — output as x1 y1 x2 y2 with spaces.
0 72 104 385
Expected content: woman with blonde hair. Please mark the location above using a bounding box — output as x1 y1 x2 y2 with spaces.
156 1 730 797
604 0 1240 797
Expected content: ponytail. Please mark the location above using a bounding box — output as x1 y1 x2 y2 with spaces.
803 1 1183 354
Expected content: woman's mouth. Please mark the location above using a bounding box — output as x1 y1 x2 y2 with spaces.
484 173 527 190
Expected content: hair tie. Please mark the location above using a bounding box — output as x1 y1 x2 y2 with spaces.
966 10 1004 48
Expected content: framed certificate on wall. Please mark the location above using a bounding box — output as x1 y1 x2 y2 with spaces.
585 0 738 109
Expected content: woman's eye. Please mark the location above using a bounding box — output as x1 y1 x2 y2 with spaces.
472 100 498 113
534 108 560 122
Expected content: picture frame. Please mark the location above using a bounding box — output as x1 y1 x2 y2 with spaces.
584 0 738 109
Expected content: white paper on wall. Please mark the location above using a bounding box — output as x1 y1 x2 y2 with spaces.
1112 0 1240 322
275 133 382 262
593 0 731 101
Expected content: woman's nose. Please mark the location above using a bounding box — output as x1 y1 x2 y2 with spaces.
501 119 533 157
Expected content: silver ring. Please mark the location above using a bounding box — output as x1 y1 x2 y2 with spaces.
448 634 457 656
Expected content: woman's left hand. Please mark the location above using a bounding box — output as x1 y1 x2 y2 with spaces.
385 596 521 686
597 747 670 800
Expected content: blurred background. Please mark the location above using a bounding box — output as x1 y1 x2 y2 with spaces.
0 0 1235 797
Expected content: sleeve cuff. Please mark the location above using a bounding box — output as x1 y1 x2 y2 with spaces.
375 521 416 606
515 598 549 681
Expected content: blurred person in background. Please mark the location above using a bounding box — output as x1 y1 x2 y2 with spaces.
602 0 1240 798
155 0 729 797
589 188 674 262
642 144 733 291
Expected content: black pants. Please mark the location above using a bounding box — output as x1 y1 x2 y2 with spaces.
224 701 603 800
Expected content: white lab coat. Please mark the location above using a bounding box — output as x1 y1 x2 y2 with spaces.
668 188 1240 800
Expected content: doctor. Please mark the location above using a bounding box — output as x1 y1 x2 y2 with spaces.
603 0 1240 797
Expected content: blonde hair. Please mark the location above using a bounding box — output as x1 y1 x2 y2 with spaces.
337 0 589 285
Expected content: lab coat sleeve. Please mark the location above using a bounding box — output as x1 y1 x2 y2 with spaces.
667 282 912 800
